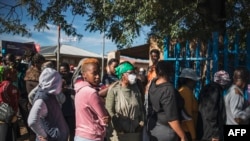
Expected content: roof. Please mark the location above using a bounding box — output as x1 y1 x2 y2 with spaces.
117 44 149 60
40 44 103 58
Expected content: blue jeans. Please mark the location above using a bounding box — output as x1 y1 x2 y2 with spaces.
74 136 100 141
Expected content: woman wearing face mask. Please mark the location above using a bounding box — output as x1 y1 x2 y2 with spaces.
27 68 69 141
105 61 145 141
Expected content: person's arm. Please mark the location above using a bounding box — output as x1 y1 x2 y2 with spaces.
161 86 187 141
229 91 249 124
28 99 48 138
182 93 197 141
244 104 250 116
89 92 110 125
179 88 197 140
168 120 187 141
98 86 109 97
56 92 66 107
105 88 116 118
191 94 198 126
134 84 145 125
28 86 38 104
98 79 116 97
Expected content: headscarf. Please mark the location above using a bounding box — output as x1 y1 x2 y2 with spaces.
38 68 62 95
71 58 86 88
115 62 134 79
213 70 231 86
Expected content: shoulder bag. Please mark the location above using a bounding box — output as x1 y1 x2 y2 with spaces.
0 81 15 123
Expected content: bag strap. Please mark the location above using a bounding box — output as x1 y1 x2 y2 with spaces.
2 81 11 103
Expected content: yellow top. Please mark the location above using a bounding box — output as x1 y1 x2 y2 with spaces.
178 86 198 141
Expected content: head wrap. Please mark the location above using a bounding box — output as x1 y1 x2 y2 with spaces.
115 62 134 79
39 68 62 95
214 70 231 86
71 58 86 88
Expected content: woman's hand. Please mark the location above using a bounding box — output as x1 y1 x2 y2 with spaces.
11 115 18 123
212 138 219 141
139 121 144 127
38 136 48 141
180 136 188 141
102 116 110 125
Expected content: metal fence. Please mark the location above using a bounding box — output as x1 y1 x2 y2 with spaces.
163 32 250 98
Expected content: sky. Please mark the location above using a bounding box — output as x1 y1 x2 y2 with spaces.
0 24 149 55
0 1 150 55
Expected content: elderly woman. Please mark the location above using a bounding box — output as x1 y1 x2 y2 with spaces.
105 61 144 141
27 68 69 141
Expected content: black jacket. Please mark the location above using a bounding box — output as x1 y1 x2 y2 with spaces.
197 82 225 141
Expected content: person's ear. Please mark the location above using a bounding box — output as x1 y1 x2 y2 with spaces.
82 72 87 80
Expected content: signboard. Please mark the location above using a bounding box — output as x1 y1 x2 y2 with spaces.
1 40 39 57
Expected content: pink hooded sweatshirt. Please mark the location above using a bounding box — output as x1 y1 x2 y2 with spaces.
74 79 108 141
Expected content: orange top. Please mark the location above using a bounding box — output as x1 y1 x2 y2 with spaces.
147 65 156 82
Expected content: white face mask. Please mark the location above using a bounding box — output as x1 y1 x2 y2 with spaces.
128 74 137 85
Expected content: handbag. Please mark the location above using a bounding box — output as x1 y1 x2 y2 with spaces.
0 81 15 123
0 102 15 123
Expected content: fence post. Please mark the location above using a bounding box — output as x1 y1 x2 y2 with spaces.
224 34 229 72
205 40 212 85
163 36 169 60
247 32 250 71
234 33 239 68
212 32 219 75
185 40 190 68
195 41 201 99
174 43 181 88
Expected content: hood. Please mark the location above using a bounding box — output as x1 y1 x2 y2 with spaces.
74 78 91 92
38 68 62 95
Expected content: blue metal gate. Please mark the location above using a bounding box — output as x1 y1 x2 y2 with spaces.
163 32 250 98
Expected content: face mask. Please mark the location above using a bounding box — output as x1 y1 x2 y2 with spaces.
128 74 137 85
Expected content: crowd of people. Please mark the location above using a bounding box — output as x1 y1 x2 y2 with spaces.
0 48 250 141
